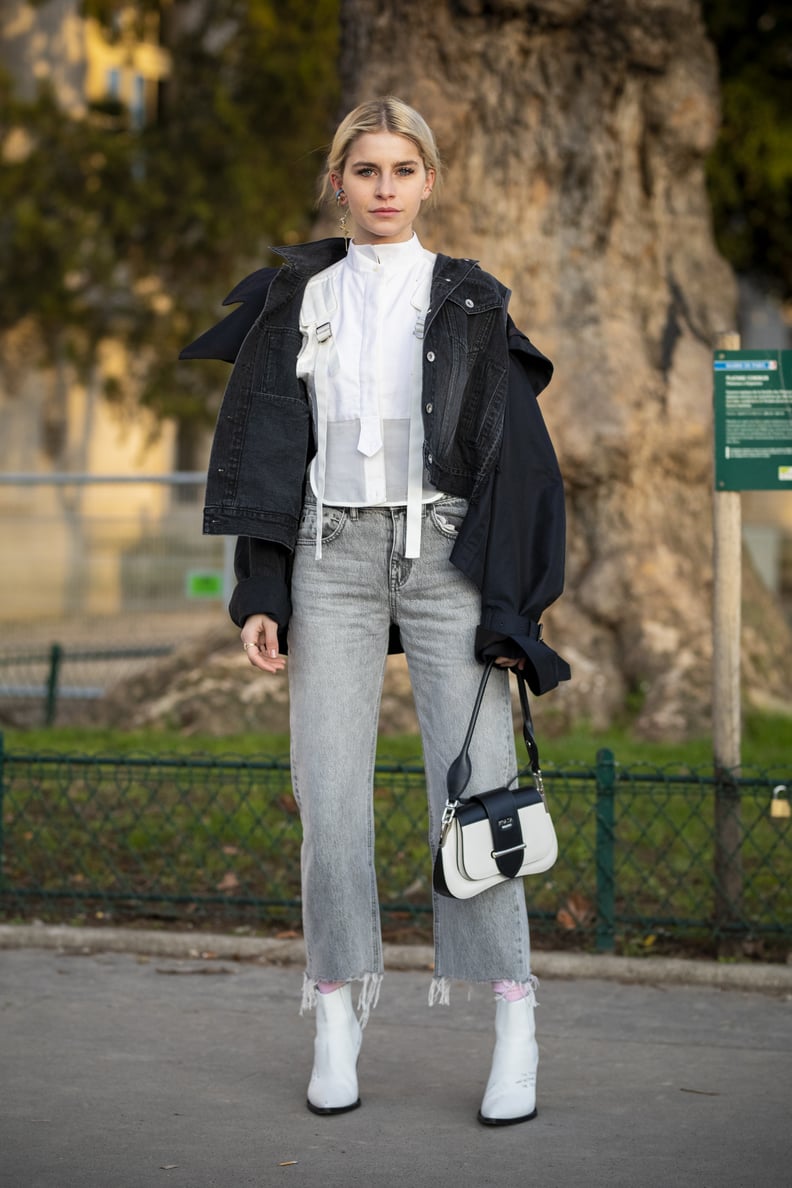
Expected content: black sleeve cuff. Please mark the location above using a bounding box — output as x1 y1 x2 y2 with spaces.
475 618 571 696
228 538 292 643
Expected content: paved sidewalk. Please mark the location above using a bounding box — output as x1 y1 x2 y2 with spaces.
1 942 791 1188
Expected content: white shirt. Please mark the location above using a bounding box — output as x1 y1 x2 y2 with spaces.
296 234 438 557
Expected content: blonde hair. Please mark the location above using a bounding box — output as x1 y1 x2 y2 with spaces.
320 96 442 206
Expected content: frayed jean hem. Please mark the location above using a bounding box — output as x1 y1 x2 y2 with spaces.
428 974 539 1008
300 971 383 1029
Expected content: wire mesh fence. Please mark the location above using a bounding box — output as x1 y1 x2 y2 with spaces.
1 738 789 955
0 644 176 727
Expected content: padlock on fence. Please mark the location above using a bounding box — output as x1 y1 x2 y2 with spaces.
770 785 791 820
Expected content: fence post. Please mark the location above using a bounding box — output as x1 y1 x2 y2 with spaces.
44 643 63 727
712 330 743 940
595 747 616 953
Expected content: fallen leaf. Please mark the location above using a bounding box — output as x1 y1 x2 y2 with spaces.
556 892 595 929
278 1161 298 1167
275 930 301 940
216 871 240 892
160 1165 179 1170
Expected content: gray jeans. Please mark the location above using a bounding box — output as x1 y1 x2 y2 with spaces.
287 494 532 1007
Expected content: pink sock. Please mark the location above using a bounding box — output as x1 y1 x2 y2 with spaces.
317 980 346 995
492 979 531 1002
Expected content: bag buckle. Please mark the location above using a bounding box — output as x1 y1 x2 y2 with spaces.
440 801 457 843
491 842 527 859
532 767 548 808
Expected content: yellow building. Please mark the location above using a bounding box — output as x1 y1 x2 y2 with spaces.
0 3 221 625
0 1 170 120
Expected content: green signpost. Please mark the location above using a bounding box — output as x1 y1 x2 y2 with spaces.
713 349 792 491
712 344 791 941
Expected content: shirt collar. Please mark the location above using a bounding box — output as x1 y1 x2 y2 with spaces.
345 234 427 275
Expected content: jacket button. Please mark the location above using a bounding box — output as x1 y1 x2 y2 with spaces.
426 351 435 362
427 453 433 464
425 402 433 413
465 299 474 308
217 468 225 474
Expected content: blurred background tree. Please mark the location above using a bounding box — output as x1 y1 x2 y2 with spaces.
1 1 789 432
0 0 339 439
1 0 790 731
702 0 792 303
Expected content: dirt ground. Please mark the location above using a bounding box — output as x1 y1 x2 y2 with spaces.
0 608 422 735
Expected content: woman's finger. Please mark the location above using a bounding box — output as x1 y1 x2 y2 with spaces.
241 615 286 674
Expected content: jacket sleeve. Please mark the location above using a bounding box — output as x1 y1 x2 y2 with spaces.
181 266 296 642
451 319 571 695
227 537 292 649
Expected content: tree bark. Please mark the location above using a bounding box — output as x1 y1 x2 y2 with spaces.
332 0 792 736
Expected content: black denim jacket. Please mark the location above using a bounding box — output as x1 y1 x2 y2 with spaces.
182 238 570 694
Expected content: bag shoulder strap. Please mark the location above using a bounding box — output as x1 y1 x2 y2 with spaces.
446 661 542 803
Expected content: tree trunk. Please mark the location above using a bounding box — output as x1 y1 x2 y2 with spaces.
333 0 792 736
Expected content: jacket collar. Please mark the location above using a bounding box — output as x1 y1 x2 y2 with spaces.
271 237 348 273
263 238 483 321
261 238 348 316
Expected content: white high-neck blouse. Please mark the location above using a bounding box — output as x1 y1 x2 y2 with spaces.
296 234 439 558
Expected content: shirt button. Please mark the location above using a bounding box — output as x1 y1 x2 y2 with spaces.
425 402 433 413
426 351 435 362
465 299 474 308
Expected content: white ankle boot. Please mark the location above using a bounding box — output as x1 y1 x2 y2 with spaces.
306 984 362 1115
478 996 539 1126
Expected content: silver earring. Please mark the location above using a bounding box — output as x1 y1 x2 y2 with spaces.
336 191 351 243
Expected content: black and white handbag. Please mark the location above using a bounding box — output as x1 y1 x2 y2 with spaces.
433 660 558 900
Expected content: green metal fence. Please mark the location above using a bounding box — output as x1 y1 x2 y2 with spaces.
0 644 174 727
0 735 789 954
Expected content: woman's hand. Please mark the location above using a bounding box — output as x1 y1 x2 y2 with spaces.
494 656 525 670
240 614 287 675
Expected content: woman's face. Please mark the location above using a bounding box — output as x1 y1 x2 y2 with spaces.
331 130 435 245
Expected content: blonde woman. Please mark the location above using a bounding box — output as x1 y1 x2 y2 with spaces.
183 96 569 1126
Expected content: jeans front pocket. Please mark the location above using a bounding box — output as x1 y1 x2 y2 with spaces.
296 500 348 548
428 495 470 540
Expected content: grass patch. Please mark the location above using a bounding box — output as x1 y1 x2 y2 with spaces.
3 706 791 767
